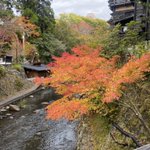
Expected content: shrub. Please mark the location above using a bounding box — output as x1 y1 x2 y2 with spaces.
15 78 24 90
12 64 22 72
0 65 6 77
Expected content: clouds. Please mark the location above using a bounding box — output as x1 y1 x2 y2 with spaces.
51 0 111 20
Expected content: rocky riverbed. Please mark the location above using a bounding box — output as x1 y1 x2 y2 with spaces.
0 88 78 150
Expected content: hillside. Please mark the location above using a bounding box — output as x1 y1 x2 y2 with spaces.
0 66 33 101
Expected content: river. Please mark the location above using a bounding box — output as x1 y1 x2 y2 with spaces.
0 88 78 150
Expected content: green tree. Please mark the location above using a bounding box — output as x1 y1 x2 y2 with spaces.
35 33 66 63
14 0 61 62
54 13 109 51
54 16 81 52
0 0 13 21
102 21 144 61
16 0 55 33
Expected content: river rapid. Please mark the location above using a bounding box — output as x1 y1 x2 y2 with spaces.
0 88 78 150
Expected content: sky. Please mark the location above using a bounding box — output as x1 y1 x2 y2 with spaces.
51 0 111 21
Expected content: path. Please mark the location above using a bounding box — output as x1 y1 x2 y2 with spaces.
0 84 40 108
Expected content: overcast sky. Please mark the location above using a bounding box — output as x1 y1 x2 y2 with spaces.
51 0 111 21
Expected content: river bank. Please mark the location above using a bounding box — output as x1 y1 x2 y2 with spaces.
0 66 33 101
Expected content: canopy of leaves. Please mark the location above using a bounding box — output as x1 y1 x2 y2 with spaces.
0 16 39 58
54 13 109 51
35 33 66 63
102 21 145 60
36 46 150 120
16 0 55 33
0 0 13 21
54 17 81 53
11 0 63 62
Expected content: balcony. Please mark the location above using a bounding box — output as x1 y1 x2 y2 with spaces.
112 10 134 24
109 0 134 10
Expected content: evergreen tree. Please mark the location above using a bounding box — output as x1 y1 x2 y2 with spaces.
14 0 65 63
16 0 55 33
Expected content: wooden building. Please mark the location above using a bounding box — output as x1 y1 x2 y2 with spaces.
108 0 150 40
23 64 50 78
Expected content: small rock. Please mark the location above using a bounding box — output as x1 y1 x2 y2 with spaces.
33 109 40 114
29 95 34 98
6 113 12 116
9 105 20 112
0 108 7 112
21 116 25 119
6 106 10 110
36 132 42 136
41 102 49 105
9 116 14 119
41 86 45 90
135 144 150 150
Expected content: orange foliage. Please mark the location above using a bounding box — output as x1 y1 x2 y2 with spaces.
49 45 118 97
46 98 88 120
15 17 40 37
37 45 150 120
103 53 150 102
34 77 51 86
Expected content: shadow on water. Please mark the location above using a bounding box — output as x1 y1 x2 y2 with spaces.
0 88 78 150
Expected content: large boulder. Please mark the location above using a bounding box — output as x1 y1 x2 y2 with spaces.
135 144 150 150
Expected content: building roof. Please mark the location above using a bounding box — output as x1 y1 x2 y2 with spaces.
23 64 50 71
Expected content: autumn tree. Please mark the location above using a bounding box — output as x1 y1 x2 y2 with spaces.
0 21 21 57
0 16 39 62
0 27 12 54
14 16 40 38
36 46 150 121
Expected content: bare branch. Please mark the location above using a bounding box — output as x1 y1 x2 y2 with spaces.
112 122 142 148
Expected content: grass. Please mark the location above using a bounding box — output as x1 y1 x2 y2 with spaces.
15 77 24 91
12 64 22 72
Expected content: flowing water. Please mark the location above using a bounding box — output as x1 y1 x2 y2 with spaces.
0 88 78 150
